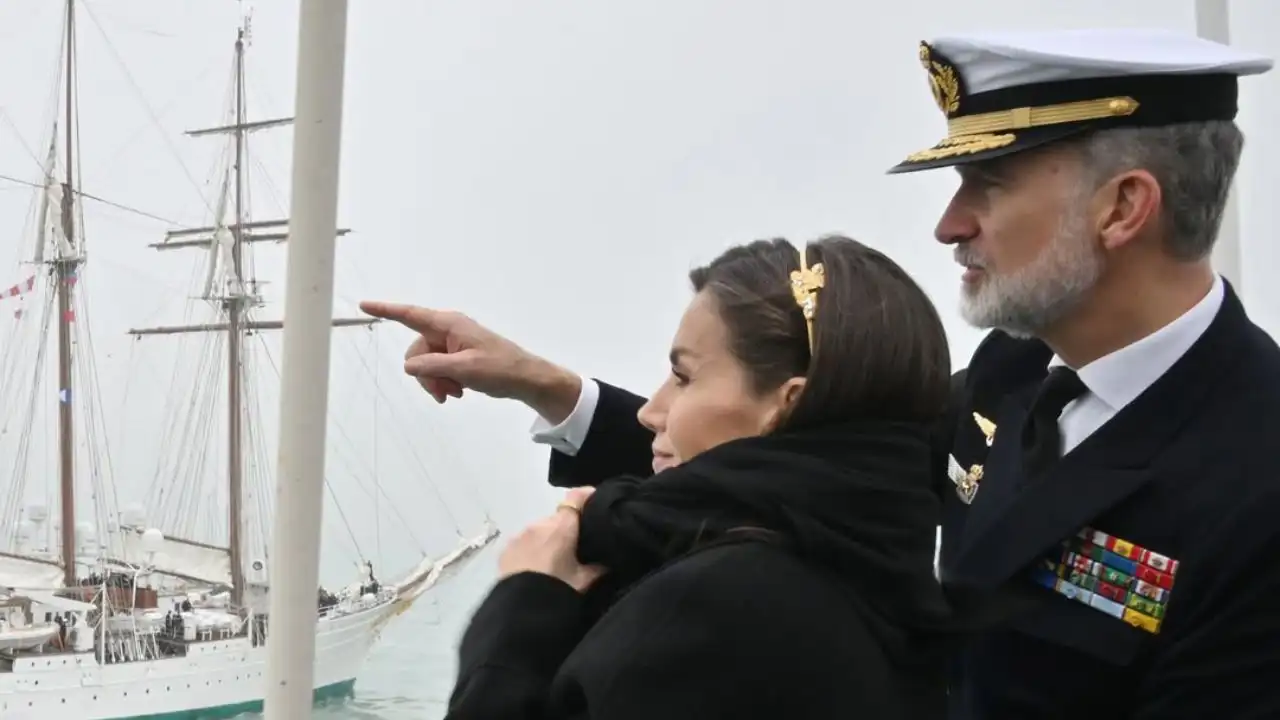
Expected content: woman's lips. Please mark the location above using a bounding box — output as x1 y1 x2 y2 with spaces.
651 452 676 473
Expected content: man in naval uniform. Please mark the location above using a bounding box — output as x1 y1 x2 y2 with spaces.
881 29 1280 719
361 27 1280 720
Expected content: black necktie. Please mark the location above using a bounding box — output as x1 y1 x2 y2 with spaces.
1020 366 1088 481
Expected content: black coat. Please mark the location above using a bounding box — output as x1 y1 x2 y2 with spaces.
446 421 953 720
520 283 1280 719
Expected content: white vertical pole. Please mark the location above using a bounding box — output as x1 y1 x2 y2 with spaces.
1195 0 1244 292
263 1 349 717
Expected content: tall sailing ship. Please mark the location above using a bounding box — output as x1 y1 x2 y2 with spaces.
0 4 497 718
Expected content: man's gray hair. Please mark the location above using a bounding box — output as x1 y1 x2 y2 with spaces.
1073 120 1244 261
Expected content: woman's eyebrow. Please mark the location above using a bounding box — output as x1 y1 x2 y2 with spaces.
669 347 696 366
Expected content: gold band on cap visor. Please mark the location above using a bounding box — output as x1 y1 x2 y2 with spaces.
945 96 1140 139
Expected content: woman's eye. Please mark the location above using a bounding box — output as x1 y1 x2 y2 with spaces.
671 369 690 387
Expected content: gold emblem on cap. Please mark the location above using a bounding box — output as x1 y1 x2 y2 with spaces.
919 41 961 117
900 40 1146 168
973 412 996 446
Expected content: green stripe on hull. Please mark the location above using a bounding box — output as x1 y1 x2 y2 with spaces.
114 679 356 720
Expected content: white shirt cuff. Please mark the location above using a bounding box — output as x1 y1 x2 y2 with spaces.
934 526 942 580
529 377 600 457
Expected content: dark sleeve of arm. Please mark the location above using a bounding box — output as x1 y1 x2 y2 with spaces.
548 380 654 489
1132 495 1280 720
445 573 587 720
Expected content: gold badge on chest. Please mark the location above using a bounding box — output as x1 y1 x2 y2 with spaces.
973 412 996 446
948 412 997 504
948 455 983 504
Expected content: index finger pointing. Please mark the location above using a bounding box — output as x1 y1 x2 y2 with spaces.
359 300 414 323
359 301 448 336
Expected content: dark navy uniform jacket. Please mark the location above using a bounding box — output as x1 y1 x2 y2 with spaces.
543 283 1280 720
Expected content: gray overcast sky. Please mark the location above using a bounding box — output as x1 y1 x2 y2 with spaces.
0 0 1276 585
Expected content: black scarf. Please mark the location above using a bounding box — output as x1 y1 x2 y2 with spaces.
574 419 953 631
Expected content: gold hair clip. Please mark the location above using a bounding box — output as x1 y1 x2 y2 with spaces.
789 250 825 353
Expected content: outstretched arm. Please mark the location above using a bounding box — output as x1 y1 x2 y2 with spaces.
530 379 654 488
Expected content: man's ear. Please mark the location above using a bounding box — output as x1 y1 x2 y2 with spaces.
1095 169 1162 252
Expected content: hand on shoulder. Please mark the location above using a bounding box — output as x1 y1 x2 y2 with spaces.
498 487 606 593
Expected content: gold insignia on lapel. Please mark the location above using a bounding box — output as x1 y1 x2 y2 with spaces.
947 454 984 505
972 412 996 446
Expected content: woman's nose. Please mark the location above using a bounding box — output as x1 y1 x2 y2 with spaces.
636 381 670 434
637 398 663 434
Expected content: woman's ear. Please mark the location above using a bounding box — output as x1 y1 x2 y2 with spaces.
760 376 806 433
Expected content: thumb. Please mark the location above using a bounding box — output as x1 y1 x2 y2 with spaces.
564 486 596 508
572 564 609 593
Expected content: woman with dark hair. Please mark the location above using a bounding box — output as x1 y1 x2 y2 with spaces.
377 235 954 719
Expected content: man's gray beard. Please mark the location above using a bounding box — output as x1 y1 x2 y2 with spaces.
957 208 1104 339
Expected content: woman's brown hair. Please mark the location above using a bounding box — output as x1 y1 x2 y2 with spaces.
688 235 951 428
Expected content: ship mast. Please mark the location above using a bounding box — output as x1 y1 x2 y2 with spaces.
129 20 372 610
226 24 249 613
56 0 81 588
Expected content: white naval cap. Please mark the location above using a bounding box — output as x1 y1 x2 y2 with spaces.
888 28 1274 174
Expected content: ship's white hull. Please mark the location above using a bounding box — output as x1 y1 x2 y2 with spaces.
0 600 390 720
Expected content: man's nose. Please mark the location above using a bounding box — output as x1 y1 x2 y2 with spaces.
934 198 980 246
